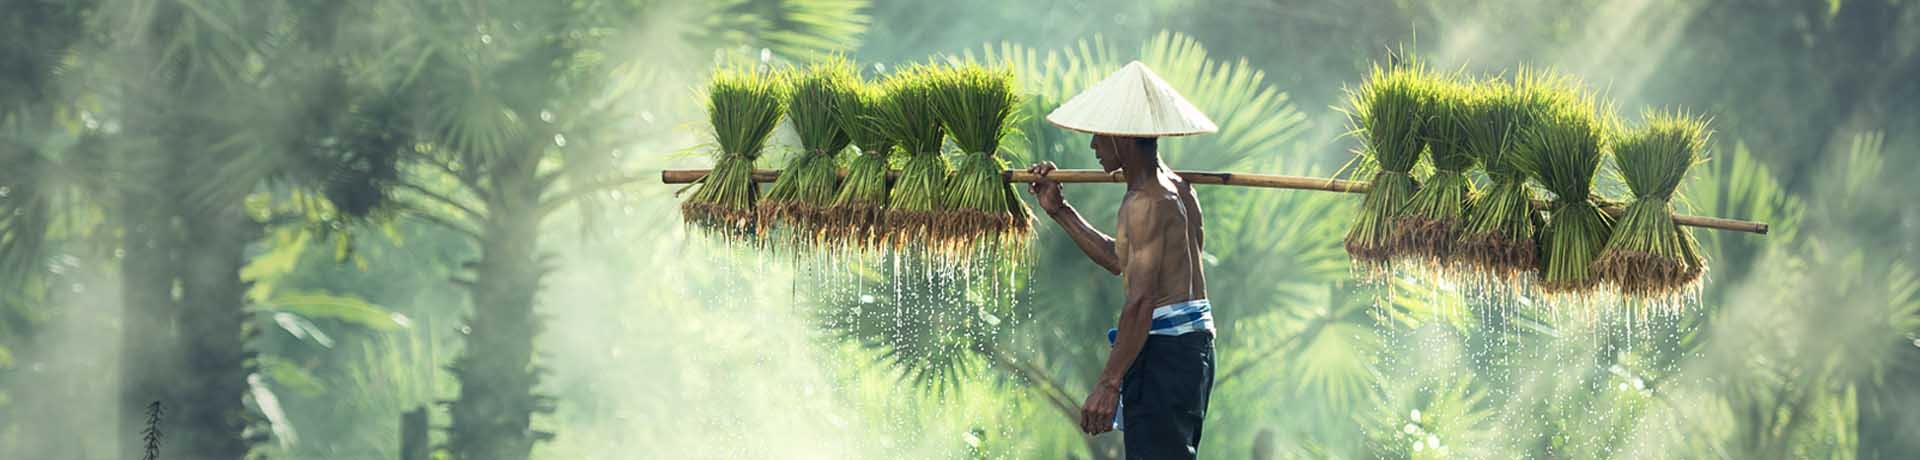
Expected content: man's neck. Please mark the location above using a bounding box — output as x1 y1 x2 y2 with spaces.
1121 157 1168 191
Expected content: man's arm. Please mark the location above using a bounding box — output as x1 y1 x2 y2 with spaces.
1078 195 1171 434
1044 204 1122 275
1027 162 1122 274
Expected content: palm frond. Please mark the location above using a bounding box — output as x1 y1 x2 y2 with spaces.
260 290 411 332
718 0 872 59
1681 142 1803 297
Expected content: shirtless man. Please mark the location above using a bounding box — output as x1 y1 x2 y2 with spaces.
1027 134 1214 459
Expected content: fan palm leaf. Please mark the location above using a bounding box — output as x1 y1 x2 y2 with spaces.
817 33 1319 409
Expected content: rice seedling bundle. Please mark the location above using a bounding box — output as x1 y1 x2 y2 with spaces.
681 66 789 239
822 80 895 251
1343 62 1434 276
929 64 1032 255
1394 78 1475 271
1456 75 1558 290
872 65 950 248
1512 77 1617 295
1595 110 1711 305
758 59 857 245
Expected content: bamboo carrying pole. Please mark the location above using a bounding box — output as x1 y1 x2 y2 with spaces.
661 168 1769 234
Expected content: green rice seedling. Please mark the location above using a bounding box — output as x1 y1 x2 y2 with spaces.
758 58 857 245
1595 110 1711 307
1342 61 1434 277
1512 77 1617 296
1456 73 1561 292
930 63 1031 256
681 65 789 239
872 64 950 248
823 80 895 251
1394 77 1475 272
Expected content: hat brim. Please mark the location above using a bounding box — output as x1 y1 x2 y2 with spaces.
1045 117 1217 138
1042 61 1219 138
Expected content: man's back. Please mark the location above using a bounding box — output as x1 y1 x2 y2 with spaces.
1116 178 1208 309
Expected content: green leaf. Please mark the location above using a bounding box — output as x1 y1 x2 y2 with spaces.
258 355 326 397
262 290 409 332
241 229 311 303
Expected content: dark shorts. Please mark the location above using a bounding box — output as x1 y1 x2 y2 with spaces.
1122 331 1216 460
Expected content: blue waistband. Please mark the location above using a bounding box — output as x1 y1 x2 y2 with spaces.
1148 298 1214 335
1108 299 1215 343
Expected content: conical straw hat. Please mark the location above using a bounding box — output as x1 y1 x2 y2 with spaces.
1046 61 1218 137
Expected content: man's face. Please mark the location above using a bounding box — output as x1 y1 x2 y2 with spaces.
1090 135 1122 173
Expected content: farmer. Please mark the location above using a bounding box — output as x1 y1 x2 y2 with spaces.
1026 60 1218 459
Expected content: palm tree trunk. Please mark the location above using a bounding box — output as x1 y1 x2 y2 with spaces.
447 153 551 460
118 174 183 458
117 156 262 458
174 203 260 458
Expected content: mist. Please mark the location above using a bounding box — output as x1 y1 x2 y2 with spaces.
2 1 1916 459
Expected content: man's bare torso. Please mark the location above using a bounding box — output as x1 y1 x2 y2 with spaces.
1115 177 1208 308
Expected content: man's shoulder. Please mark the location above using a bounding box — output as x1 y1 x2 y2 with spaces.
1121 185 1182 205
1119 190 1183 227
1119 193 1178 217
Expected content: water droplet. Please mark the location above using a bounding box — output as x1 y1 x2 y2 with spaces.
459 325 472 334
860 294 875 304
608 190 623 200
1410 409 1421 421
1412 441 1424 452
759 48 771 62
1911 338 1919 348
480 34 493 44
640 111 655 123
1402 423 1418 435
0 186 8 197
539 110 554 122
553 134 567 147
1426 435 1440 449
114 248 126 259
390 313 414 328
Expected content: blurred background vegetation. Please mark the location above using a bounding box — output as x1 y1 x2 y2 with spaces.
1 0 1916 458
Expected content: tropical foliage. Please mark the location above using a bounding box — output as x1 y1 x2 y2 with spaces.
2 1 1917 459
